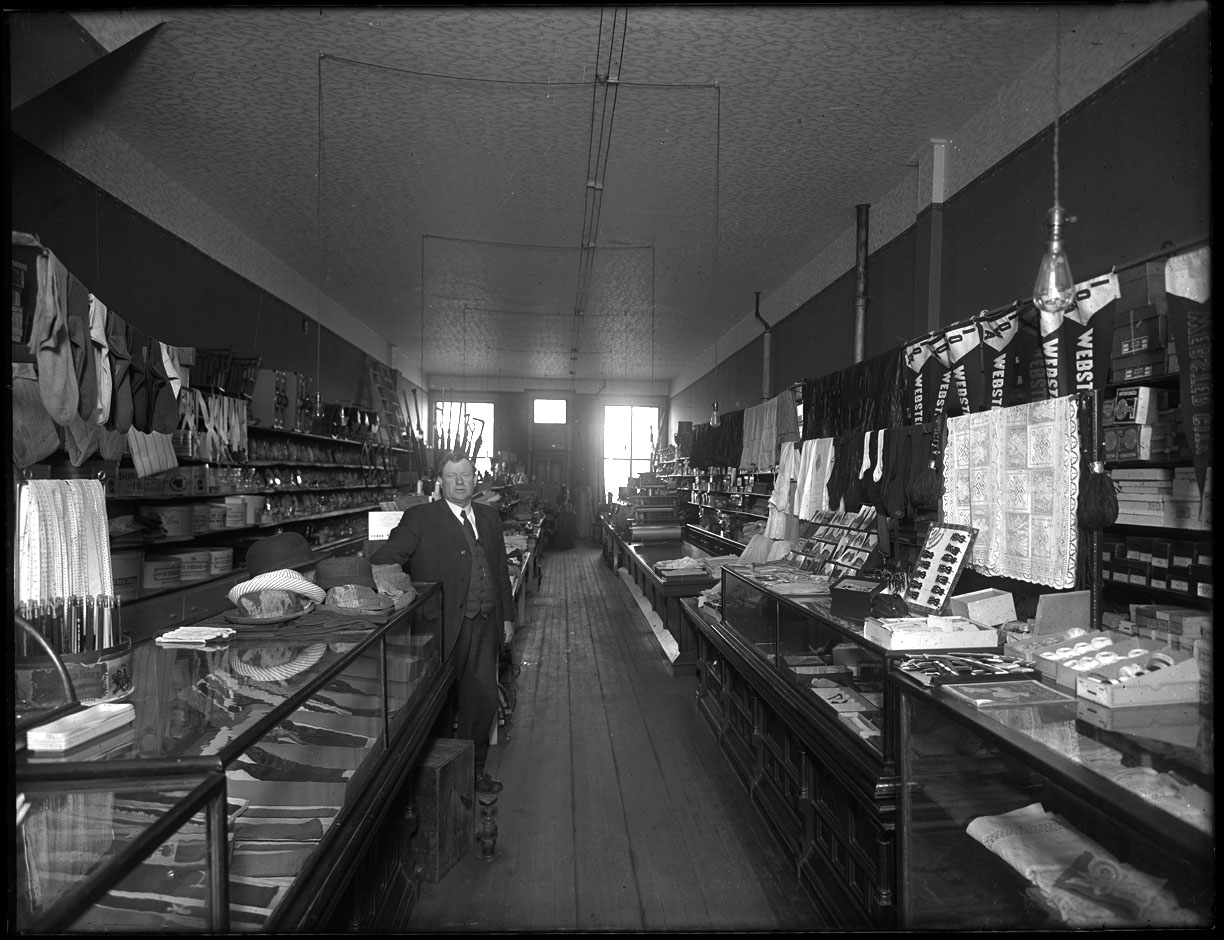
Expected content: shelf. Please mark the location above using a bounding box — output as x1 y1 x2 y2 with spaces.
122 484 395 501
248 423 413 453
110 503 381 545
1100 578 1211 606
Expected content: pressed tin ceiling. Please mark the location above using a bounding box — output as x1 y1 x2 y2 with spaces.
19 5 1105 392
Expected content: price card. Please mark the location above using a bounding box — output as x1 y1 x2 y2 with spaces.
368 510 404 541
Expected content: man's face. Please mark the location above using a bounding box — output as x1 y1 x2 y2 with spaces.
440 458 476 506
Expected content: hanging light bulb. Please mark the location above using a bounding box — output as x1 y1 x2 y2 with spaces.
709 401 721 428
1033 8 1075 314
1033 204 1075 313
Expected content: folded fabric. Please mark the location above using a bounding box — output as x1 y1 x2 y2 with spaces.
228 569 327 606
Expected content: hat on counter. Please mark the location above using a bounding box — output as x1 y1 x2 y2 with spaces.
227 569 326 607
321 584 395 616
245 531 315 575
371 563 414 595
314 555 376 591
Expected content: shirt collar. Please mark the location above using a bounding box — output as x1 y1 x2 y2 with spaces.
444 499 477 538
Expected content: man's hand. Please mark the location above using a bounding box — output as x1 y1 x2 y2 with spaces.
503 621 515 645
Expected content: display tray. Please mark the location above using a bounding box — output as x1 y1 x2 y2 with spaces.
941 679 1075 709
864 615 999 651
897 652 1042 687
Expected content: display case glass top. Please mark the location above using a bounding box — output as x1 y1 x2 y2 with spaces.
893 670 1213 930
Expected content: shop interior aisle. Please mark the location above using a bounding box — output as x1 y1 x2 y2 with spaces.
406 542 826 932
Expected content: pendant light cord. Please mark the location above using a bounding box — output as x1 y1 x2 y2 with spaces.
1052 9 1061 209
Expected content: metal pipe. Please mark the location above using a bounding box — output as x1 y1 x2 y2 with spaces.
854 203 871 363
752 291 771 401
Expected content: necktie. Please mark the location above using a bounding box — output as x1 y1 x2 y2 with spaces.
462 509 477 542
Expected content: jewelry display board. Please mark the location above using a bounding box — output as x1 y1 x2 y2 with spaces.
903 523 977 615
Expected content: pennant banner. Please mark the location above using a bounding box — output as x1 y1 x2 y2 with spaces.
1164 246 1211 496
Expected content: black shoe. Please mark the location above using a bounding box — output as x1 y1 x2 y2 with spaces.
474 772 503 794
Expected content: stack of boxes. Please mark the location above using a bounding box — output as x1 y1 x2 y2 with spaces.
1101 385 1190 463
1107 466 1211 528
1101 531 1212 598
1110 262 1179 382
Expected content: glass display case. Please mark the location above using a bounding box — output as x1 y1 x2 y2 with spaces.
14 583 448 932
720 564 889 759
15 773 229 933
893 669 1214 930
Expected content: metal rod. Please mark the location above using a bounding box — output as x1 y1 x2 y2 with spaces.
853 204 870 363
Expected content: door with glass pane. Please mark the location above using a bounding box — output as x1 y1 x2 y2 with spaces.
603 405 658 500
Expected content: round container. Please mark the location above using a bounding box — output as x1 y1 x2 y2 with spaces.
140 503 195 540
110 550 144 601
224 496 247 528
162 549 210 582
142 555 183 594
208 547 234 576
208 502 227 530
242 495 267 525
192 502 211 534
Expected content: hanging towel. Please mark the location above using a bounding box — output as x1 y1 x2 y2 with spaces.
796 437 833 520
58 314 101 466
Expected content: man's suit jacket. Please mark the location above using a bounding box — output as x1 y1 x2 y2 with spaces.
369 499 515 657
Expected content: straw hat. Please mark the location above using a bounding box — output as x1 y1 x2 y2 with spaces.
227 569 326 606
244 531 315 575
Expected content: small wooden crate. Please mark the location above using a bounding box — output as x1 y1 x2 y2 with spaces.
409 738 474 882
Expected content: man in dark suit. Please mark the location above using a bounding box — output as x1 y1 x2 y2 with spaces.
370 451 515 794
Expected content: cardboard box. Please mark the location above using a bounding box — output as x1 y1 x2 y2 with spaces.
1111 305 1167 355
1075 699 1200 748
1105 385 1157 425
1154 607 1211 636
1033 590 1091 634
1053 637 1165 690
949 588 1017 627
1076 649 1199 707
863 615 999 651
1167 567 1192 595
1116 262 1166 312
1191 564 1212 599
1103 424 1154 461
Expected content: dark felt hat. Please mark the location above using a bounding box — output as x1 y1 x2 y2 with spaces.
245 531 315 575
314 555 377 591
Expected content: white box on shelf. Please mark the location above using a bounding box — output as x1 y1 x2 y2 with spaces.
863 615 999 651
25 704 135 751
1076 650 1199 707
949 588 1016 627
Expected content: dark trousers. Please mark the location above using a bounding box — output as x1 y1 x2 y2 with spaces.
451 610 500 774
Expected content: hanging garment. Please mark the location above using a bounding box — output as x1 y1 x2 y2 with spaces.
105 311 134 434
765 440 799 539
56 314 101 466
739 400 768 471
88 295 113 426
27 245 80 426
942 395 1080 588
796 437 833 520
12 363 61 469
904 335 942 425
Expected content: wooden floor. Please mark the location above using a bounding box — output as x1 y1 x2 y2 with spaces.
405 540 827 933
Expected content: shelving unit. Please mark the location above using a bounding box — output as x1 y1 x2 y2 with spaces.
683 467 776 547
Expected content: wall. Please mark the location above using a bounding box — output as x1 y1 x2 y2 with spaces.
672 11 1210 440
10 136 419 410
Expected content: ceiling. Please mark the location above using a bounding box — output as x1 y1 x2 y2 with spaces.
14 5 1101 393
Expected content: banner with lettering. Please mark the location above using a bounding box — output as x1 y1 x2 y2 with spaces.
974 302 1022 410
904 335 943 425
1061 272 1119 393
942 322 980 416
1165 246 1211 496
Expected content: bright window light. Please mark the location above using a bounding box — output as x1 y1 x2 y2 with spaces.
534 398 567 424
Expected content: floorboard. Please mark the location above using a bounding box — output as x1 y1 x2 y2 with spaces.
404 540 827 933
